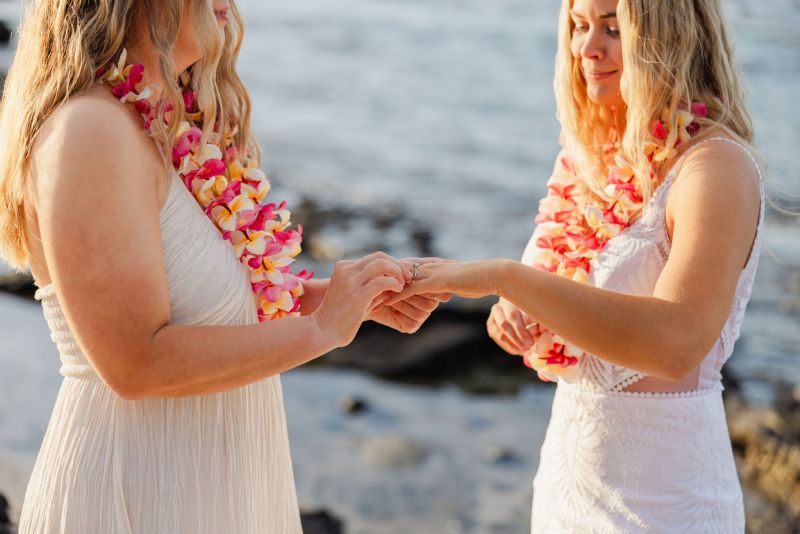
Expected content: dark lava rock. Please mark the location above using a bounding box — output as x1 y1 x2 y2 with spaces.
300 509 344 534
484 446 522 466
0 493 15 534
726 376 800 531
0 268 35 299
341 396 368 416
0 24 11 46
311 301 542 395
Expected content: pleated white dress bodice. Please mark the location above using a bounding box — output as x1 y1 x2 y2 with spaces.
525 138 764 533
19 173 302 533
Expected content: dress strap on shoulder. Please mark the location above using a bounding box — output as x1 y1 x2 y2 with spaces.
666 136 764 189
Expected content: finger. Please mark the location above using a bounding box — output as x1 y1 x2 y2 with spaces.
509 308 535 346
357 258 406 287
389 307 424 334
487 315 523 355
354 252 412 282
388 299 430 322
420 292 452 303
491 329 525 356
499 334 526 356
399 295 440 314
383 277 438 306
369 294 388 311
537 371 551 383
361 275 405 303
496 306 527 350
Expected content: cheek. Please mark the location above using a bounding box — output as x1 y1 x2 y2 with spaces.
570 35 583 60
610 40 623 68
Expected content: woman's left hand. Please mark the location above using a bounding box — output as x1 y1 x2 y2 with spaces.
368 257 453 333
368 293 451 333
385 259 507 304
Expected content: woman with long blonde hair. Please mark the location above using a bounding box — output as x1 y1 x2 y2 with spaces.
0 0 445 531
394 0 762 530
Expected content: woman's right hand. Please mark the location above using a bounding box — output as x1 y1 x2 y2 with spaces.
312 252 410 348
487 297 537 356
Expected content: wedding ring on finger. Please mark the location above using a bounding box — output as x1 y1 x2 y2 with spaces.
411 263 421 284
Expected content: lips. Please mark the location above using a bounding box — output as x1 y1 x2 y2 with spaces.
213 2 230 21
584 68 618 80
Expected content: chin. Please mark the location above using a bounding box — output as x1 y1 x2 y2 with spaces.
587 86 623 108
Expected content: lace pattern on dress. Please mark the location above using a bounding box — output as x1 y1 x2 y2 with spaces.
576 137 765 395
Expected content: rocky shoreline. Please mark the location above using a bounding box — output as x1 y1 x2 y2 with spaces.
726 376 800 532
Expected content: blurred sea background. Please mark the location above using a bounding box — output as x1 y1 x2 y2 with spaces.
1 0 798 532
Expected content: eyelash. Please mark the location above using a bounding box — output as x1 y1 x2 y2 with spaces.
573 23 620 37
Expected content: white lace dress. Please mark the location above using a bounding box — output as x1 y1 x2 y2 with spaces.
524 138 764 533
19 173 302 533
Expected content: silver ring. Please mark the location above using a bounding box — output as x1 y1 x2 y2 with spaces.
411 263 420 283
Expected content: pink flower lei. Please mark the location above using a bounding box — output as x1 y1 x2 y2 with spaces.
97 50 312 322
525 102 708 382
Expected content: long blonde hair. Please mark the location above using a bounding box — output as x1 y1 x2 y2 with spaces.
554 0 754 203
0 0 254 270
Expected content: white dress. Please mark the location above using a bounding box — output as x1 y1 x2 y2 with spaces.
525 138 764 533
19 173 303 533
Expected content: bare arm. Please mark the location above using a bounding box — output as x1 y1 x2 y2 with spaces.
298 278 329 316
392 140 761 380
30 93 405 400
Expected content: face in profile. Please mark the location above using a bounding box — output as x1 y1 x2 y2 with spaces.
569 0 624 109
212 0 231 28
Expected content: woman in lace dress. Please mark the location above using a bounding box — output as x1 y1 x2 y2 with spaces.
0 0 444 532
393 0 762 531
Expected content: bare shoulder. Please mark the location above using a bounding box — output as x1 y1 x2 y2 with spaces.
670 134 761 209
668 134 761 223
29 87 162 199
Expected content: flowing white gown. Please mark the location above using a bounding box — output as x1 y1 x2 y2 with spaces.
19 172 302 533
526 138 764 533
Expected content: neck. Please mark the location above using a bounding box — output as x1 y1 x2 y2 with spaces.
608 104 627 137
124 42 166 98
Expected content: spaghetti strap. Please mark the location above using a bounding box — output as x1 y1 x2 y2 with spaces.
667 136 764 189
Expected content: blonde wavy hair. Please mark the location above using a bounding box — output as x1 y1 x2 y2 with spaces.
0 0 254 270
554 0 754 204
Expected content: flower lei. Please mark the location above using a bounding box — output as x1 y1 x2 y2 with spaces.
524 102 707 382
97 50 312 322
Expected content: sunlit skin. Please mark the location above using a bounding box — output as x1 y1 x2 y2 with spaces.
22 2 448 399
570 0 625 109
387 0 762 393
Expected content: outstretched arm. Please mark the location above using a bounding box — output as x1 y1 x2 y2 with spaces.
389 140 761 380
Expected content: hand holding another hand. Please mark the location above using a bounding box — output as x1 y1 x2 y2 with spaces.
368 257 452 334
312 252 408 348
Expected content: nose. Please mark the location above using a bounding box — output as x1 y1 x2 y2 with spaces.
581 28 606 61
